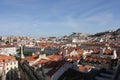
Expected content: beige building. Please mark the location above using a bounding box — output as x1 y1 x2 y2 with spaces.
0 54 18 80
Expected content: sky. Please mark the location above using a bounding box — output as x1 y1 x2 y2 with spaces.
0 0 120 37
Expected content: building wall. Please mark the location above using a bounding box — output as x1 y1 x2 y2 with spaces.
5 61 18 74
51 62 78 80
92 53 114 59
70 50 78 57
24 47 41 53
0 65 2 76
0 47 17 56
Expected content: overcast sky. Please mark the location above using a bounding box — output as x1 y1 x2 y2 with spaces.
0 0 120 37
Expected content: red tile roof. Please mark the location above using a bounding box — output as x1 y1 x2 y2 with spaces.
93 49 100 54
25 56 37 62
104 49 113 55
38 42 59 48
78 65 92 72
47 55 63 61
0 45 14 48
85 57 111 63
85 53 91 57
32 53 39 58
76 49 84 55
64 56 80 60
0 54 16 62
67 47 75 54
46 60 66 77
32 59 51 67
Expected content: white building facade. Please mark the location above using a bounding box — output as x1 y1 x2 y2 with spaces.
0 45 17 56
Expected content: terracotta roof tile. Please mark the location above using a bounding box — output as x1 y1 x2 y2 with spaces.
32 59 51 66
93 49 100 54
26 56 36 62
46 60 66 77
0 45 14 48
85 56 111 63
76 49 84 55
64 56 80 60
47 55 63 61
67 47 75 54
32 53 39 58
85 53 91 57
104 49 113 55
78 65 92 72
44 60 65 68
0 54 16 62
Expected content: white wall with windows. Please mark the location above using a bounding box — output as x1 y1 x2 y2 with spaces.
0 47 17 56
5 61 18 74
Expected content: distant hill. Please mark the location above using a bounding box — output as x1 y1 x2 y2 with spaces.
116 28 120 35
69 32 88 37
68 32 89 40
90 28 120 37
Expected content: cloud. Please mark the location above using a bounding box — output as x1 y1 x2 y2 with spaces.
0 0 120 37
85 12 113 25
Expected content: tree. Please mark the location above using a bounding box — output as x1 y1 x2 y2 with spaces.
23 51 32 56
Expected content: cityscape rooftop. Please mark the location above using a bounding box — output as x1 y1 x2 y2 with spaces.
0 0 120 80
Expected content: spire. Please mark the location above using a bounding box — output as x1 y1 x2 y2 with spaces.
21 44 25 59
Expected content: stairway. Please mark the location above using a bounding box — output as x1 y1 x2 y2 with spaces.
95 63 120 80
95 68 114 80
